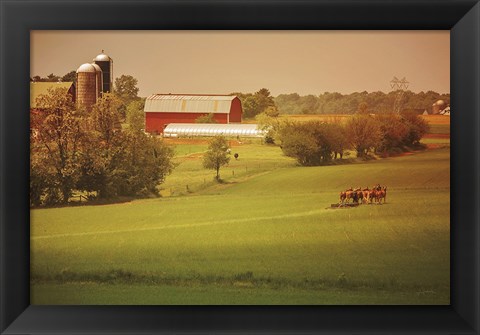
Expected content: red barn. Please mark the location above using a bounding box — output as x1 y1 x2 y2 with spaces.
144 94 242 134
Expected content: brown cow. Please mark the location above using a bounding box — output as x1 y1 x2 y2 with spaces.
376 186 387 204
355 187 363 203
362 187 370 203
368 188 377 204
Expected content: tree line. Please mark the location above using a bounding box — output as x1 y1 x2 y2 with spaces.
257 112 430 166
31 71 77 83
230 88 449 118
274 90 450 115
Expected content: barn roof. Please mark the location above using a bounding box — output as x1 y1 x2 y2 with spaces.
163 123 265 138
144 94 237 114
30 82 74 108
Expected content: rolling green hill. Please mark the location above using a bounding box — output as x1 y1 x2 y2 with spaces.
31 146 450 305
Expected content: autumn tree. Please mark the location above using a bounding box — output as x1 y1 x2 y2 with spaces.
345 115 382 158
32 87 85 204
327 123 349 159
203 136 231 181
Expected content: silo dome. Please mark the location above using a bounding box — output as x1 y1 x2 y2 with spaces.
91 63 102 73
432 100 447 114
93 53 111 62
76 63 98 110
93 50 113 93
76 63 96 73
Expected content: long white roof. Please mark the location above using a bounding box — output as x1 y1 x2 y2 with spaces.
145 94 237 114
163 123 265 138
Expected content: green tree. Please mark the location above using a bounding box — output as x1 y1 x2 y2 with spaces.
242 94 258 119
280 126 319 165
32 87 85 204
46 73 61 82
78 94 122 198
357 102 369 114
91 93 123 146
61 70 77 83
80 94 124 198
327 123 349 159
80 95 174 199
119 132 175 196
126 99 146 132
264 105 280 117
114 74 140 118
255 111 285 144
253 88 275 117
400 111 430 147
114 74 139 103
239 88 277 119
375 113 409 155
203 136 231 181
278 121 340 165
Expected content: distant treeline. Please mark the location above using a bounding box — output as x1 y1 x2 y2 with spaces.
31 71 77 83
274 91 450 115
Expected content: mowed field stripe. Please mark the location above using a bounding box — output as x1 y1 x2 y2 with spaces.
31 208 327 240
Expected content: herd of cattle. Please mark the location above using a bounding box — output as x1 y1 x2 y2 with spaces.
340 185 387 204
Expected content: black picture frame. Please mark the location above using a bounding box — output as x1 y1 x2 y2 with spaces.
1 0 479 334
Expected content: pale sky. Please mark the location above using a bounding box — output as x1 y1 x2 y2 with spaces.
31 31 450 97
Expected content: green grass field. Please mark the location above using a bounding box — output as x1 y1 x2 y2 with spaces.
31 139 450 305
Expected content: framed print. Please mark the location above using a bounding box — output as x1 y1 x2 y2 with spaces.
1 0 479 334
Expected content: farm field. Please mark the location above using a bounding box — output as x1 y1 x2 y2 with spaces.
31 135 450 304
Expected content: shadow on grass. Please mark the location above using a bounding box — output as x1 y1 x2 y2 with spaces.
32 269 444 294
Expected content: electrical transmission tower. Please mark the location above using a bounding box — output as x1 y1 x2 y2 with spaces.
390 76 409 113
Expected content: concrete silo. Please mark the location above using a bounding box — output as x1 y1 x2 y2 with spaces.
93 50 113 93
432 100 446 114
76 63 97 110
91 63 103 99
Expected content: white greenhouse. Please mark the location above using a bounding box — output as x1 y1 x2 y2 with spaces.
163 123 266 138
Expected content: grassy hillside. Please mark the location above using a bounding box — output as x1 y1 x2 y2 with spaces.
31 145 450 305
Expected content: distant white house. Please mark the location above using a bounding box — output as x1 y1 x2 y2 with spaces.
440 106 450 115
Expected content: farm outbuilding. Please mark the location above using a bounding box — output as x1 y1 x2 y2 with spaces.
163 123 265 138
144 94 243 134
